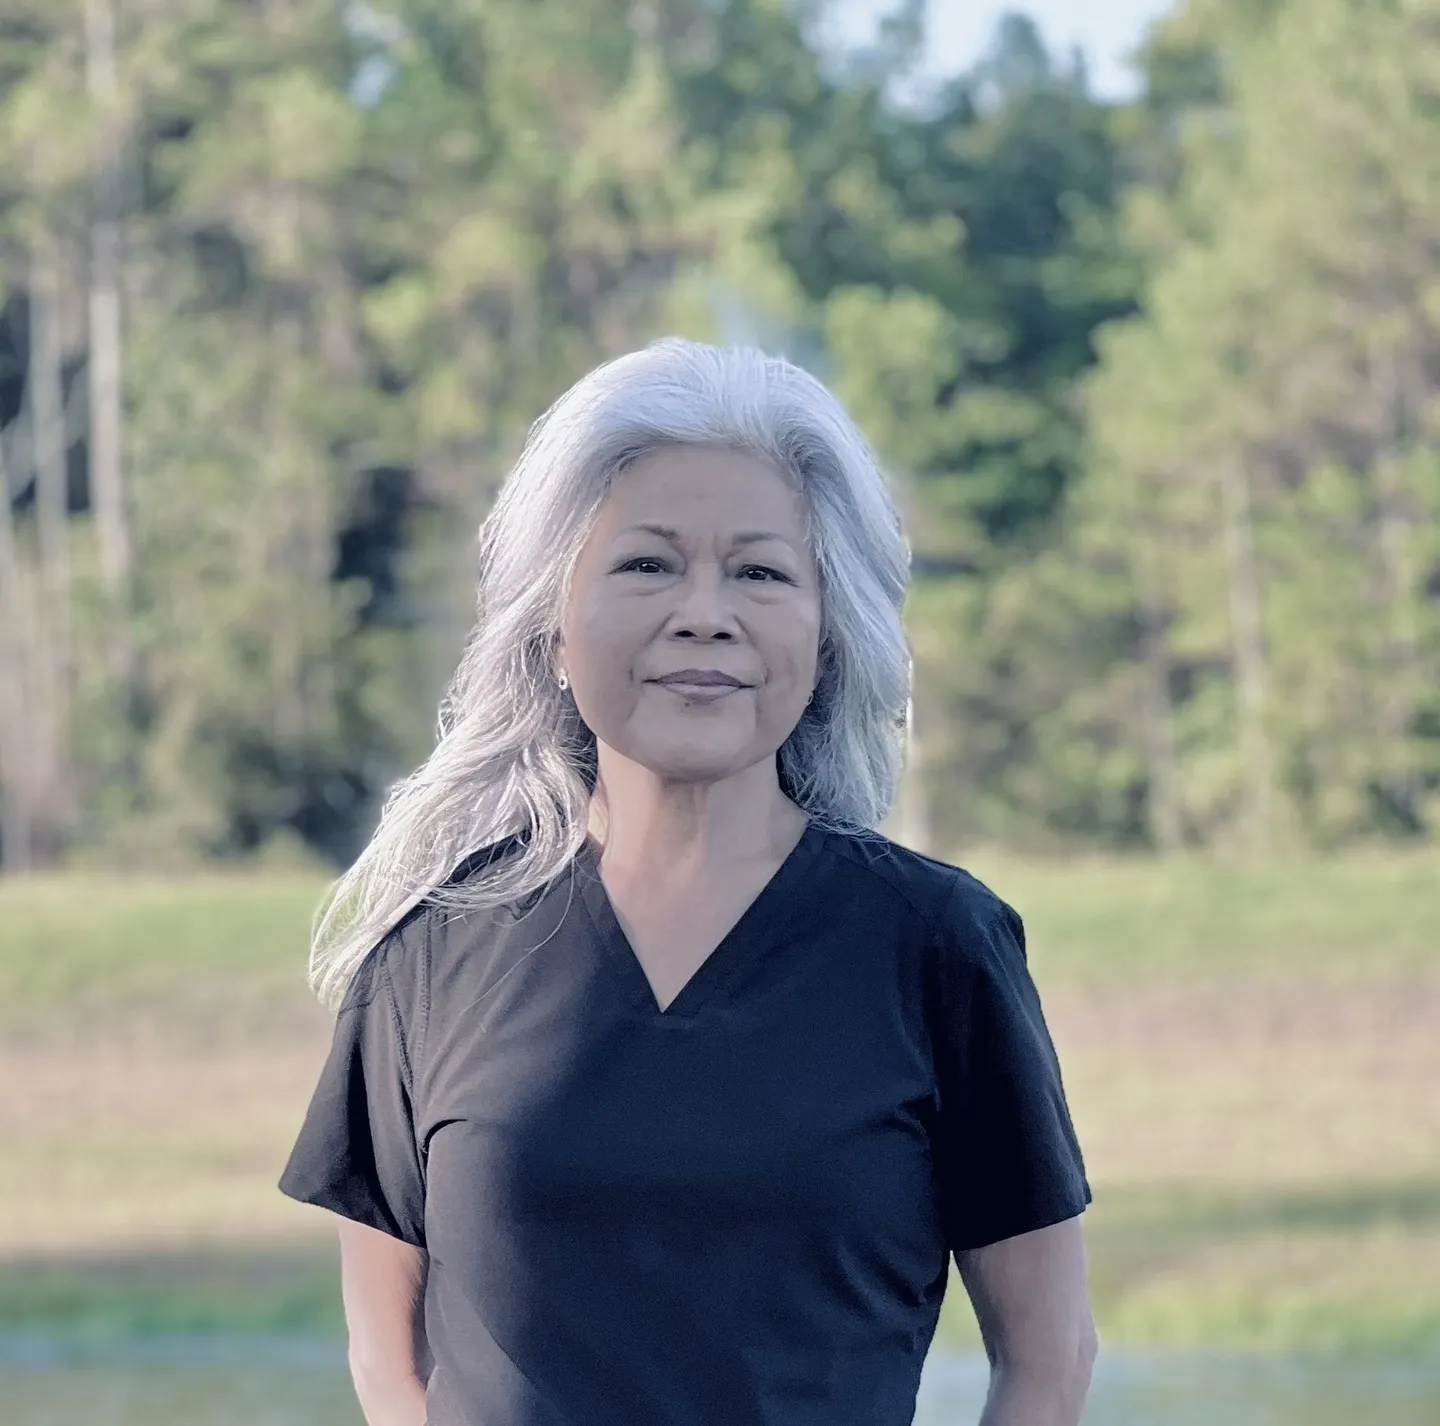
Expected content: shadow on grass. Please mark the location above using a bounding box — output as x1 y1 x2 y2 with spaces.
1083 1176 1440 1299
6 1179 1437 1349
0 1240 346 1341
1088 1176 1440 1256
1221 1179 1440 1232
934 1176 1440 1354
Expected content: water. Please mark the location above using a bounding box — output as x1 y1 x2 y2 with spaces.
2 1335 1438 1424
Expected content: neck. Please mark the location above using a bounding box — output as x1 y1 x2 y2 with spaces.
586 752 806 876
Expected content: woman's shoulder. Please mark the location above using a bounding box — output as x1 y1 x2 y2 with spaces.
333 834 526 1010
431 830 533 894
333 895 432 1025
818 826 1016 946
418 828 580 996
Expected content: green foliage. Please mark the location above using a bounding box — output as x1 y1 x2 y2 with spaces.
1082 0 1440 854
1 0 1437 869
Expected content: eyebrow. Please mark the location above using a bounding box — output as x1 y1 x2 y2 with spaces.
621 523 796 550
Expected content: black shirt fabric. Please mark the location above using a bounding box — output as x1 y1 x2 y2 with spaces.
278 820 1091 1426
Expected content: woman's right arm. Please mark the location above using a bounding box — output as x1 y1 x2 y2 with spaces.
337 1216 432 1426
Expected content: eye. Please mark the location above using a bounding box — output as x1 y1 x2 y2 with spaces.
613 557 791 583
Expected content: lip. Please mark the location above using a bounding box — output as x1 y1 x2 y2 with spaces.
651 670 747 688
656 681 741 701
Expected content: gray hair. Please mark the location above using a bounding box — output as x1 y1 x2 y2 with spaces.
308 336 914 1010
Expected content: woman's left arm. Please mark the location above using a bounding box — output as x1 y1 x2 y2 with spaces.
956 1215 1099 1426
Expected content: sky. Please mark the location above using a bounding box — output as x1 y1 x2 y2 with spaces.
826 0 1179 103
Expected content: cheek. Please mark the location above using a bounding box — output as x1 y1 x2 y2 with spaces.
766 607 821 679
565 609 652 714
568 595 637 662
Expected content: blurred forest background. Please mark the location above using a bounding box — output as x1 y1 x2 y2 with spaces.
4 4 1440 1394
2 0 1440 877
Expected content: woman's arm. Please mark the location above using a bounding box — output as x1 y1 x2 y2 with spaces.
956 1215 1098 1426
337 1216 432 1426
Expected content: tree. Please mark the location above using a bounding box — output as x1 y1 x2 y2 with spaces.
1083 0 1440 851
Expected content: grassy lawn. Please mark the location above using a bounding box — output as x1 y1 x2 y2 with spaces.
5 840 1434 1019
4 846 1439 1353
960 842 1440 987
0 872 324 1028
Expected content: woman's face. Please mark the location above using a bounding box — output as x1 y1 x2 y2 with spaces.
558 445 822 786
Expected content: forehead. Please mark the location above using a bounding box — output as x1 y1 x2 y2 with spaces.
597 445 809 536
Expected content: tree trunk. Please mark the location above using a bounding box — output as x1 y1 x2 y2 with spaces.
31 253 70 658
1132 528 1184 855
265 297 339 793
88 228 129 595
0 443 36 871
1217 454 1272 855
28 248 76 860
900 688 932 854
1366 337 1423 828
85 0 142 798
880 689 931 855
84 0 133 600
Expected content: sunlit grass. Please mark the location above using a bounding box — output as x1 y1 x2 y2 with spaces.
0 872 327 1024
955 842 1440 985
4 841 1437 1020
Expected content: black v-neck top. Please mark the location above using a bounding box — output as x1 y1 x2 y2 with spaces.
279 821 1091 1426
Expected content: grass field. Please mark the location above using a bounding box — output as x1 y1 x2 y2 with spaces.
3 844 1438 1354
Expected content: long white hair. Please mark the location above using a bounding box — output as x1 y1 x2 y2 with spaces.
308 336 914 1010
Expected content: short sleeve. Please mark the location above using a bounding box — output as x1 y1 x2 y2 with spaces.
928 881 1092 1254
277 915 429 1250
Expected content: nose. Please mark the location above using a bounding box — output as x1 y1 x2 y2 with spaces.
667 559 739 639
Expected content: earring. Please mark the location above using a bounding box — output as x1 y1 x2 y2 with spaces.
558 671 569 691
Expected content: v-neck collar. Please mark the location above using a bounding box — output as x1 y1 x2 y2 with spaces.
575 820 826 1023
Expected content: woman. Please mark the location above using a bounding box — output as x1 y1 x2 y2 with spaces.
279 337 1097 1426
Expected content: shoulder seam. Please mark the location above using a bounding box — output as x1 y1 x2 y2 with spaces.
337 942 382 1014
377 902 435 1098
379 950 413 1097
820 833 1010 948
416 906 432 1081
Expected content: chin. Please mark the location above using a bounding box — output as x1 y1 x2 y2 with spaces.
620 725 761 778
643 749 754 781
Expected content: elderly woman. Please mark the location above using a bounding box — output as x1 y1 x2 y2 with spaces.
279 338 1096 1426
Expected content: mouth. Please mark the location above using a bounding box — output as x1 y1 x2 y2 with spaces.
651 679 745 698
